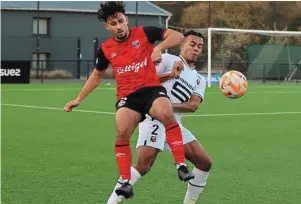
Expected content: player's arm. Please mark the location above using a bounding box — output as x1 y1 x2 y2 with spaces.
158 73 173 83
143 26 184 49
173 75 206 113
157 61 184 83
155 53 172 83
156 29 184 51
64 47 109 112
143 26 184 62
172 95 203 113
75 48 109 103
75 69 104 103
155 53 184 83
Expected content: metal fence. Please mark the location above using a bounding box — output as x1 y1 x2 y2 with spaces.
197 61 301 83
30 59 301 84
30 60 95 82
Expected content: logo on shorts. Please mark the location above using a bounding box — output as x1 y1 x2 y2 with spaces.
150 136 157 142
158 92 165 95
132 40 140 48
117 97 127 107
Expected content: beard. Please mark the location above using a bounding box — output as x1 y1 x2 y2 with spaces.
116 34 127 41
115 31 128 41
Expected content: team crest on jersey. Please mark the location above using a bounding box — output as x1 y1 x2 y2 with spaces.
196 74 201 85
132 40 140 48
110 52 117 59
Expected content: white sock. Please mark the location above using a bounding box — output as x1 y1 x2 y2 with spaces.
107 167 142 204
183 167 210 204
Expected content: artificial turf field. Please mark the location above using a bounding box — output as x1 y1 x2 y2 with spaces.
1 82 301 204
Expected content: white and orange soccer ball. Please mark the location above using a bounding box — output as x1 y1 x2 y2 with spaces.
219 70 248 99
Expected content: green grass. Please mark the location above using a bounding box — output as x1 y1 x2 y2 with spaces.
1 83 301 204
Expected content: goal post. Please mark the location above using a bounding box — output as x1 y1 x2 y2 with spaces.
207 28 301 87
167 25 301 87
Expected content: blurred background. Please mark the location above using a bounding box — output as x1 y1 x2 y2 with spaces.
1 1 301 84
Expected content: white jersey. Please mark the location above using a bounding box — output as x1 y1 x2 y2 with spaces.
137 53 206 151
156 53 206 122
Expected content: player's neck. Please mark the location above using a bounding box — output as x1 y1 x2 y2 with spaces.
186 61 195 68
179 55 195 69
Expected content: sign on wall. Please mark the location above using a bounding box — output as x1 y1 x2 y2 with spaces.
1 61 31 84
202 74 222 85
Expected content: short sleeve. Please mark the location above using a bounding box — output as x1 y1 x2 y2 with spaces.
95 47 110 70
193 74 206 100
156 53 173 75
143 26 166 44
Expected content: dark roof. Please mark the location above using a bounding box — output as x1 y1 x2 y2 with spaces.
1 1 171 16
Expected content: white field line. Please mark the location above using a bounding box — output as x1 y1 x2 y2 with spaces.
1 84 301 91
1 103 301 117
1 87 116 91
1 88 300 95
0 103 115 115
183 111 301 117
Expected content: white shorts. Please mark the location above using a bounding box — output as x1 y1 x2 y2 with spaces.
137 117 197 151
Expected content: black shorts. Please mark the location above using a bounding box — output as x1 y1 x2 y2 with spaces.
115 86 169 121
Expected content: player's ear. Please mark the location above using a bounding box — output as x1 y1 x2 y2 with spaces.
181 40 185 50
125 16 128 25
105 22 109 31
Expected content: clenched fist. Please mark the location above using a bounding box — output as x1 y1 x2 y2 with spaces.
171 61 184 78
151 47 162 64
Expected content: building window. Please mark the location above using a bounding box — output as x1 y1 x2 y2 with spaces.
32 53 49 69
33 18 50 35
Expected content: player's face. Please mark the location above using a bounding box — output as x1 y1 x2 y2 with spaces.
105 12 129 41
181 35 203 63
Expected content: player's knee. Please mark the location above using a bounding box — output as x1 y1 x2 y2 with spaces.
116 129 131 140
195 155 212 172
204 156 213 171
140 163 153 176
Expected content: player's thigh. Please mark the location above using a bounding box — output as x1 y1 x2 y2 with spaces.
148 97 176 126
164 124 195 150
115 107 142 140
135 118 165 174
137 118 166 151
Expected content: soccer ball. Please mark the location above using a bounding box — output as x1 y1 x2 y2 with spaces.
219 70 248 99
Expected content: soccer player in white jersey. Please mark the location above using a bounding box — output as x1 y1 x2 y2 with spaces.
107 30 212 204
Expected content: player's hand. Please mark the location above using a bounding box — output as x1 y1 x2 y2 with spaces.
171 61 184 78
151 47 162 64
64 100 80 112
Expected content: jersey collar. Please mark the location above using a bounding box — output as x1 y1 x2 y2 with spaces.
179 55 195 70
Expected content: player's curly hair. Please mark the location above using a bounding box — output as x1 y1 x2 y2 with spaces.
97 1 126 22
184 30 205 41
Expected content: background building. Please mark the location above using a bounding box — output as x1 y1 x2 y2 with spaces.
1 1 171 78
